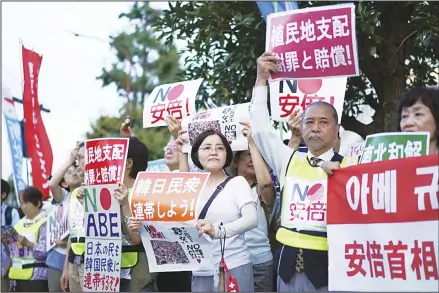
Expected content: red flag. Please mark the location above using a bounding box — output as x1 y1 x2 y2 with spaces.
22 45 53 200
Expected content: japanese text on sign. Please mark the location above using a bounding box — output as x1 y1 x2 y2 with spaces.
269 78 346 123
131 172 210 222
139 222 213 273
84 138 129 185
143 79 203 128
345 239 438 281
266 3 358 79
83 239 121 292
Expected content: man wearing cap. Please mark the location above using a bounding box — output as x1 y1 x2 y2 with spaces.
249 52 358 292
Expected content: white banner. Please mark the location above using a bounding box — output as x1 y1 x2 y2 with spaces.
143 79 203 128
46 198 69 251
139 221 213 273
182 103 251 153
269 78 346 123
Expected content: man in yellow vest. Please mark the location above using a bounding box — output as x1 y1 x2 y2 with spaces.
249 52 358 292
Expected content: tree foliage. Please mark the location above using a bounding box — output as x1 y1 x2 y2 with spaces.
87 2 183 157
154 1 439 138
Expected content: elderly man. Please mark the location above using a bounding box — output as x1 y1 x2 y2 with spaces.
249 52 358 292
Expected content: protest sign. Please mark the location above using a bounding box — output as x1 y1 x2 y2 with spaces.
143 79 203 128
346 142 365 157
327 155 439 291
181 103 251 153
46 200 69 251
84 138 130 185
139 222 213 273
131 171 212 272
266 3 358 79
82 138 128 292
269 77 346 123
360 132 430 164
83 184 122 292
130 172 210 222
83 238 122 292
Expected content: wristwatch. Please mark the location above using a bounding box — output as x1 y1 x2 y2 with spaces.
122 216 130 223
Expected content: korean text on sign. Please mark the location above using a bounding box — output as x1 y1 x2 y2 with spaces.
84 138 129 185
83 239 121 292
360 132 430 164
130 172 210 222
143 79 203 128
327 155 439 292
266 3 359 79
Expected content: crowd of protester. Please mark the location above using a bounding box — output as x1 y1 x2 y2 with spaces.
1 50 438 293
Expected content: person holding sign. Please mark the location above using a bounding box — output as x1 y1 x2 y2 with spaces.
47 147 83 292
188 130 258 292
113 137 157 292
132 129 259 292
60 143 87 293
397 86 439 155
249 52 358 292
236 122 276 292
8 187 49 292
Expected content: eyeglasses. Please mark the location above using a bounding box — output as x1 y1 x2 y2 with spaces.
164 146 178 153
199 145 226 153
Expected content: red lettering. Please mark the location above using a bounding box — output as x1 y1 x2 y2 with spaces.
150 103 167 124
279 94 300 118
345 241 367 277
383 240 408 280
411 240 439 280
366 241 385 278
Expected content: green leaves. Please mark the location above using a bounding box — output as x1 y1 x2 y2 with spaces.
90 2 183 157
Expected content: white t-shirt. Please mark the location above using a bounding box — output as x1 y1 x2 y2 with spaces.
193 176 255 276
244 187 273 265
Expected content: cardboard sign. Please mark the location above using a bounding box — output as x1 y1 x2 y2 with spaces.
327 155 439 291
360 132 430 164
181 103 251 153
83 184 122 292
84 138 130 185
130 172 210 222
139 222 213 273
269 78 346 123
266 3 359 79
46 199 69 251
143 79 203 128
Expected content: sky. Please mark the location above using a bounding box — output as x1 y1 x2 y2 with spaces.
1 2 169 180
1 1 368 182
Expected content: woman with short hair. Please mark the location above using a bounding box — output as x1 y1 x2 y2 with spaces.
8 186 49 292
397 86 438 154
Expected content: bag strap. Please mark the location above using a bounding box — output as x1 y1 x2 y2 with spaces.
198 177 233 220
5 206 12 226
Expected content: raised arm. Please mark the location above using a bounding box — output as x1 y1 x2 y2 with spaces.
250 52 294 180
49 148 77 203
240 121 276 208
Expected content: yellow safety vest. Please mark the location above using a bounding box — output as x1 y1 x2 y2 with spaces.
121 188 140 269
68 188 86 256
9 216 47 280
277 151 358 251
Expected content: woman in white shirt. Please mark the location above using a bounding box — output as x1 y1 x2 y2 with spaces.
129 129 258 292
232 122 275 292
